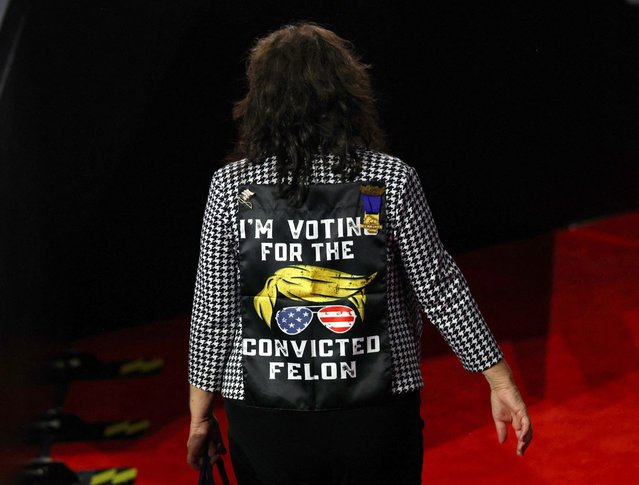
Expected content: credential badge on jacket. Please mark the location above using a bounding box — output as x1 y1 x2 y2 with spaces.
360 184 385 234
238 188 255 209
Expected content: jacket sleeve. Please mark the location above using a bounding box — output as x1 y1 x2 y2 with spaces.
188 175 238 392
395 166 503 371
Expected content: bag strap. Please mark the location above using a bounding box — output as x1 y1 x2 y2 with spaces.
199 454 230 485
216 458 230 485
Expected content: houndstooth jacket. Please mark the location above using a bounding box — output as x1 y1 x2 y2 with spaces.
188 149 503 399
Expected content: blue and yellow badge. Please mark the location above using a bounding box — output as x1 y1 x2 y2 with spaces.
360 184 385 234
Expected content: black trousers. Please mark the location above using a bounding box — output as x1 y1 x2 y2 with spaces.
224 391 424 485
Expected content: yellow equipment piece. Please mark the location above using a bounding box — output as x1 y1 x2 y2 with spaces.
103 420 150 437
119 358 164 375
90 468 137 485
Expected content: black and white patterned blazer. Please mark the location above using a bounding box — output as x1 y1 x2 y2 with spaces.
188 149 503 399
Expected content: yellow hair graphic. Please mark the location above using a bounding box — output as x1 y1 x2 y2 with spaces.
253 265 377 327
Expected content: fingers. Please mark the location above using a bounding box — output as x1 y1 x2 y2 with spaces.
187 416 228 470
489 383 533 456
186 447 203 470
516 414 533 456
494 419 508 444
217 441 227 455
495 412 532 456
187 432 212 470
207 439 227 464
208 432 227 454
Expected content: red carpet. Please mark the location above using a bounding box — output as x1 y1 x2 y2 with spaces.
51 210 639 484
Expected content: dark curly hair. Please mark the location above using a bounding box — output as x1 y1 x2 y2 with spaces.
230 22 387 206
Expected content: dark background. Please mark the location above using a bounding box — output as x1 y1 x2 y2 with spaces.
1 0 638 465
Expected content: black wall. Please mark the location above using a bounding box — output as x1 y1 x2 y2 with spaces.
2 0 638 359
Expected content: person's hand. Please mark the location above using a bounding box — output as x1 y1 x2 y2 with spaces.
482 359 532 456
490 383 532 456
186 414 227 470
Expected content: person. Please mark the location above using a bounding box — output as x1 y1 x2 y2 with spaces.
186 22 532 485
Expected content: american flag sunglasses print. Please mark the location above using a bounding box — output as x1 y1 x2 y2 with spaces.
275 305 357 335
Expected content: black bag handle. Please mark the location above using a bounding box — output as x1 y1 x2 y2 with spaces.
199 453 230 485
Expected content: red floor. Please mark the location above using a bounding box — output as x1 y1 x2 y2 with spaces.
52 210 639 484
